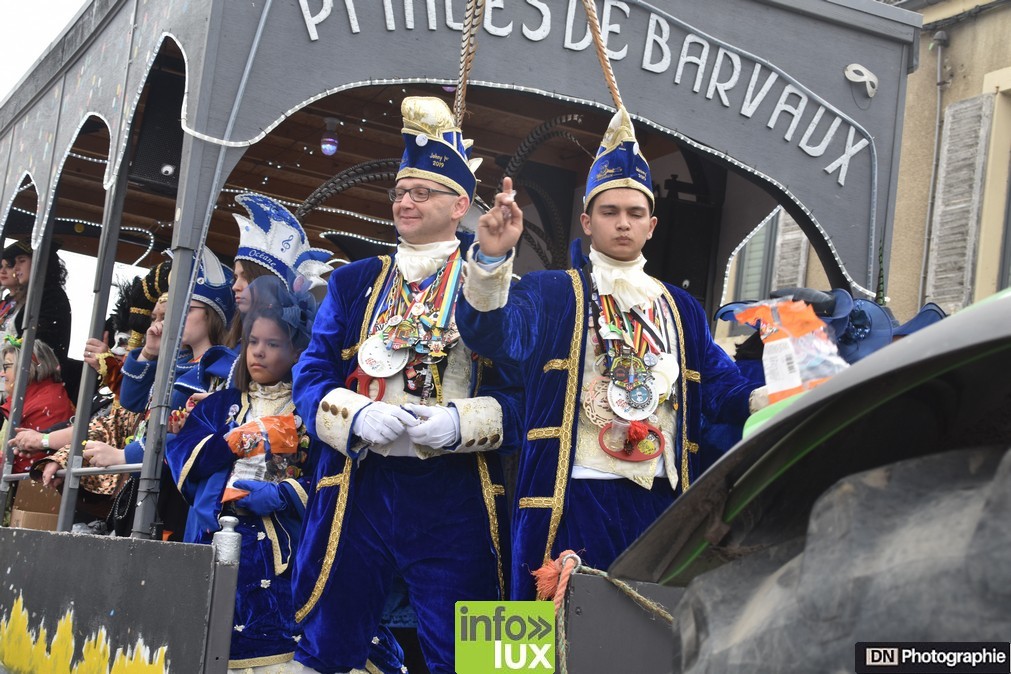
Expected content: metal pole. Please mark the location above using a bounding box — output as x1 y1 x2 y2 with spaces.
56 151 131 531
0 188 59 503
130 0 272 539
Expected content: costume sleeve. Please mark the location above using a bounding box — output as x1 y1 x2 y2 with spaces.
96 354 124 398
445 351 524 455
681 294 755 426
119 348 156 412
457 250 544 370
292 266 371 458
165 392 237 502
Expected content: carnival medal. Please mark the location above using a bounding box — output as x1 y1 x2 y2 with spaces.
357 333 410 378
606 380 657 421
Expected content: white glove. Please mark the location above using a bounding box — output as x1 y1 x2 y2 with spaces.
402 403 461 450
352 402 420 446
749 385 770 413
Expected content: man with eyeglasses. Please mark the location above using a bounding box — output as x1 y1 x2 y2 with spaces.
290 96 517 674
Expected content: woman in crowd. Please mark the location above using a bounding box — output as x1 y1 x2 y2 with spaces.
0 257 20 348
117 249 236 416
2 338 75 474
1 240 72 370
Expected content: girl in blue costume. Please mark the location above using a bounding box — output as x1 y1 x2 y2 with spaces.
86 249 236 539
118 248 237 416
167 275 315 671
166 276 404 674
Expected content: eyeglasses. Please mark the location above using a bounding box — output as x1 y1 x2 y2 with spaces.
388 186 458 203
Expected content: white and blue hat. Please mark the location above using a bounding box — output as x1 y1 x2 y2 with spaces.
192 247 236 324
233 193 333 290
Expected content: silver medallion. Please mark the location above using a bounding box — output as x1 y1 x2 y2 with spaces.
607 380 658 421
357 333 409 378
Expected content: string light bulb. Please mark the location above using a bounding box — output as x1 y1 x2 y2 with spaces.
321 117 339 156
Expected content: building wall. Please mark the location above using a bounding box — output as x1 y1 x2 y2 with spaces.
889 0 1011 321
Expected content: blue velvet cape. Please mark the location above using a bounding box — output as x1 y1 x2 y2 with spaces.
165 387 316 668
290 247 520 625
456 265 754 599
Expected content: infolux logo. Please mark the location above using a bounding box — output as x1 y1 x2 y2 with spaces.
455 601 555 673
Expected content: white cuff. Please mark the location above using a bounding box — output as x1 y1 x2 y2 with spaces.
448 396 504 452
317 388 373 457
463 243 514 312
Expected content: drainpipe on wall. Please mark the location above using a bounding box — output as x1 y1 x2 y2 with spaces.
919 29 950 305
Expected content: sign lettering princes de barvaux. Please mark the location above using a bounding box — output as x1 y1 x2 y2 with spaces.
298 0 871 188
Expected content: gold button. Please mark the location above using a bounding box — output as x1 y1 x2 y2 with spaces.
478 437 488 446
341 408 349 419
321 401 331 413
330 405 339 416
490 434 501 444
465 439 475 448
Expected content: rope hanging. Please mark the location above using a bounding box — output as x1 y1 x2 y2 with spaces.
453 0 487 125
581 0 623 109
534 550 674 674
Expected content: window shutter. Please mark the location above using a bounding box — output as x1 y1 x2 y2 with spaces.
772 211 809 290
925 93 995 313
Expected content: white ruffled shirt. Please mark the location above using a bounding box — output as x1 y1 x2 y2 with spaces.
396 239 461 283
588 247 662 312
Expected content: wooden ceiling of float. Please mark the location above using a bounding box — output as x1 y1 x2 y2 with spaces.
6 44 681 267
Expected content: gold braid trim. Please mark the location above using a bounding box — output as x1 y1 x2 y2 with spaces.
295 459 353 623
527 427 561 441
684 370 701 383
177 435 212 492
431 360 444 405
518 496 554 508
365 660 383 674
262 514 289 576
659 286 692 491
341 256 393 360
141 274 157 304
228 653 294 669
541 270 584 563
476 454 507 598
542 358 570 372
129 307 151 315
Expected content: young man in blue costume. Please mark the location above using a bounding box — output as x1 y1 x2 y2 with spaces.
291 96 517 674
457 106 763 601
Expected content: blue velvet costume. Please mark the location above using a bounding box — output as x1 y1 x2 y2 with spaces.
119 345 237 465
290 251 518 674
166 387 313 669
457 259 754 600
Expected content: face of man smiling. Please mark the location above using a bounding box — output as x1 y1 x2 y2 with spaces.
392 178 469 245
